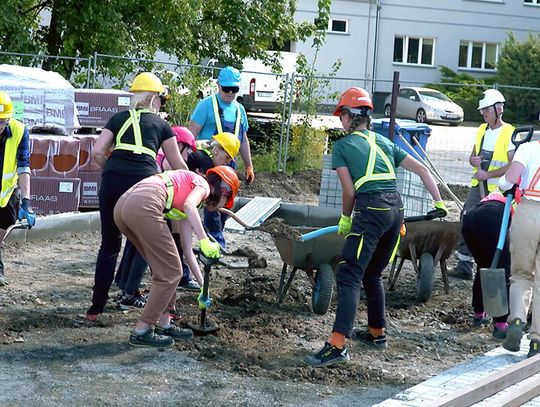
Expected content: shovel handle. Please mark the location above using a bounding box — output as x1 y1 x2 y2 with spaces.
489 192 513 270
300 225 338 241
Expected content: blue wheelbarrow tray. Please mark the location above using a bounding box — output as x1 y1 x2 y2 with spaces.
388 219 461 302
271 226 345 315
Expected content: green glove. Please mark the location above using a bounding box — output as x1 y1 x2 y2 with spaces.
337 214 352 235
197 288 212 309
434 201 448 217
199 237 221 258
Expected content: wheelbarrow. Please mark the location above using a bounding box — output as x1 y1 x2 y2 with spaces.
271 226 344 315
387 209 460 302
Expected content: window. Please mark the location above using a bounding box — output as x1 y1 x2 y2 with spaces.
525 0 540 5
458 41 498 70
393 35 435 66
313 18 349 34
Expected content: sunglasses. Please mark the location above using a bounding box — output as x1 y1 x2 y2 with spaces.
221 86 239 94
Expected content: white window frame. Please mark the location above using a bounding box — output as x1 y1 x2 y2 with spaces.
458 41 499 71
327 18 349 34
524 0 540 5
393 35 435 66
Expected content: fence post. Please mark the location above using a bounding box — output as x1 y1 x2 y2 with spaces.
282 73 296 173
92 52 98 88
278 73 290 172
86 56 92 89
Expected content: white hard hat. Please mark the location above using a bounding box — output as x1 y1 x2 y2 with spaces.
478 89 506 110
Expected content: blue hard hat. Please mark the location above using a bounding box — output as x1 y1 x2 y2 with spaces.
217 66 241 87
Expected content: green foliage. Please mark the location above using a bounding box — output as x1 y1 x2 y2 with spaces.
0 1 318 83
285 124 327 172
497 33 540 121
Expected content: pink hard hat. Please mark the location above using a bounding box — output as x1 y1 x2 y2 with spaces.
172 126 196 152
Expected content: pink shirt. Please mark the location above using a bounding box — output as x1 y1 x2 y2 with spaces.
145 170 210 210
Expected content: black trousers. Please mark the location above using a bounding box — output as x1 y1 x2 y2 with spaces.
462 201 510 322
333 191 403 337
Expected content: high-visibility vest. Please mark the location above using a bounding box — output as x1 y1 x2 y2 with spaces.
158 172 187 221
113 109 157 158
471 123 514 192
0 119 25 207
351 131 396 191
211 95 241 138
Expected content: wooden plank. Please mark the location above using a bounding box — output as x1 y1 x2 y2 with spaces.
433 354 540 407
497 372 540 407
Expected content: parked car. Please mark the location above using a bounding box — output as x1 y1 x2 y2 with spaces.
384 87 464 126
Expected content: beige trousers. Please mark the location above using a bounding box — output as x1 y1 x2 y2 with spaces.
509 198 540 340
114 182 182 325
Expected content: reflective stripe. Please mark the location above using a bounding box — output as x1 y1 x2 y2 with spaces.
356 234 364 260
159 172 175 210
211 95 241 137
113 109 157 158
352 131 396 190
389 234 401 263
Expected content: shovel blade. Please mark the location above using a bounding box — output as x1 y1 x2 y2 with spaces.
480 267 509 317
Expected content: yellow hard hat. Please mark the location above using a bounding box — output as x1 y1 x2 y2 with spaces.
129 72 165 93
0 91 14 119
212 132 240 159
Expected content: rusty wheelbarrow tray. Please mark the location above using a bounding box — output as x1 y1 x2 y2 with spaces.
388 217 461 302
271 227 345 315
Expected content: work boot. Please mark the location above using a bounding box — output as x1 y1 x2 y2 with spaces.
450 260 474 280
129 328 174 349
503 318 524 352
528 340 540 358
352 329 388 349
154 324 193 340
472 314 491 328
303 341 350 367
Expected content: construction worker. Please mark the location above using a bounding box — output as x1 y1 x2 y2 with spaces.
499 139 540 358
0 91 36 286
86 72 187 321
461 190 520 339
114 166 239 348
304 87 447 367
188 66 253 248
453 89 515 280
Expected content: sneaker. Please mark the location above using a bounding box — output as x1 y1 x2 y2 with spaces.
304 341 350 367
178 280 201 292
154 324 194 340
449 260 474 280
129 328 174 349
118 294 146 310
492 326 507 340
352 329 388 349
528 340 540 358
503 319 524 352
472 315 492 328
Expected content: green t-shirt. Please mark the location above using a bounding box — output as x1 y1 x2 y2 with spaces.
332 130 408 193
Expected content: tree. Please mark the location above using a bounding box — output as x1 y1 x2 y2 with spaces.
0 0 316 83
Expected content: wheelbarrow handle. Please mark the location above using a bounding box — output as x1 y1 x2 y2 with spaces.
300 225 338 241
404 208 447 223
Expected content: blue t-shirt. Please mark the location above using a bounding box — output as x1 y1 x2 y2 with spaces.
190 94 249 142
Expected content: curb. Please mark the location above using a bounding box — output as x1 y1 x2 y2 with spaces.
5 211 101 243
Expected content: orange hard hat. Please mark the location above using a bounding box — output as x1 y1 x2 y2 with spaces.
333 87 373 116
206 165 240 209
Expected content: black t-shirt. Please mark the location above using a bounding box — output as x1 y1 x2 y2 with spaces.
187 150 214 174
103 110 174 176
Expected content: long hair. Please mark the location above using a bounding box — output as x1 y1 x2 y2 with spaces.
130 91 158 113
205 172 223 207
350 113 371 131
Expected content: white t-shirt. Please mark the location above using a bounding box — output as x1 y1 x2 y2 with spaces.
513 141 540 201
482 126 515 152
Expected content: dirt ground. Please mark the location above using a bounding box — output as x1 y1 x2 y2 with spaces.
0 170 501 406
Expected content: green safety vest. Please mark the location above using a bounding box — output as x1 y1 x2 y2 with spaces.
211 95 241 137
0 119 25 207
351 130 396 191
113 109 157 158
159 172 187 220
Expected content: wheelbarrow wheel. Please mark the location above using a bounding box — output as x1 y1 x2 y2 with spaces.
417 253 434 303
312 263 334 315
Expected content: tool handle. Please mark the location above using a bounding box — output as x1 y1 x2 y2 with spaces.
300 225 338 241
488 192 513 270
198 261 212 327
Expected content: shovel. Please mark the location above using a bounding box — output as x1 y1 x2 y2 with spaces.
186 253 220 336
480 126 534 317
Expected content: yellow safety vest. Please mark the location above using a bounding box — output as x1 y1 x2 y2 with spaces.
0 119 25 208
211 95 241 138
113 109 157 158
159 172 186 220
471 123 514 192
352 131 396 191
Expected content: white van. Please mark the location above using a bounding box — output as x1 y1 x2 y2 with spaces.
237 51 298 112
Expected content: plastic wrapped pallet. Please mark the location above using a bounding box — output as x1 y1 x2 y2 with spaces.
0 64 80 135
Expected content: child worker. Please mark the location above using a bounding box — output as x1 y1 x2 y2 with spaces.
113 165 239 348
304 87 447 367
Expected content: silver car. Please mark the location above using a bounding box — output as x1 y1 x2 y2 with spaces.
384 87 464 126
